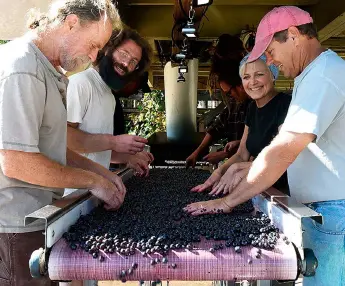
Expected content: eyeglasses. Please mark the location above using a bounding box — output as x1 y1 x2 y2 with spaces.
115 49 139 70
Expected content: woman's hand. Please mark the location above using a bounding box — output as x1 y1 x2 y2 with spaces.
203 151 228 164
210 162 252 196
190 169 222 193
186 152 198 169
127 155 149 177
183 198 232 216
224 140 240 153
137 151 154 164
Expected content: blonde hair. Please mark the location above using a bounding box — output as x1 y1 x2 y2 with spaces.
239 58 274 81
26 0 122 32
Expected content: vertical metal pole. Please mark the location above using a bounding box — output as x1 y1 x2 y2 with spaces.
164 59 198 143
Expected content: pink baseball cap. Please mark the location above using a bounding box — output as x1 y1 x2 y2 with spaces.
247 6 313 62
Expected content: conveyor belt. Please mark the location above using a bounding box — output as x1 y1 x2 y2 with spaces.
41 168 309 282
27 165 321 282
48 237 298 281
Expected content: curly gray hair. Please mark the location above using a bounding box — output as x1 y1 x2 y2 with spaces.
27 0 122 31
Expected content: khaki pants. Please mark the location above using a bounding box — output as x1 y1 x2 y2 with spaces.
0 231 57 286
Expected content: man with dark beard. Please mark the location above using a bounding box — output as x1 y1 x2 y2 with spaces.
66 28 153 194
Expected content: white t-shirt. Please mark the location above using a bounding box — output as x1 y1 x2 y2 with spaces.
0 37 67 233
281 50 345 203
67 68 116 168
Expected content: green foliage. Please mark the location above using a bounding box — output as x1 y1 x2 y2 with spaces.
0 40 8 45
126 90 166 138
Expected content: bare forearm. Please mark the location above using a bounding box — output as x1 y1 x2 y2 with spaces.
194 133 213 154
67 148 115 181
0 150 98 189
67 149 126 200
220 131 315 209
223 142 293 208
110 151 130 164
231 140 241 148
222 179 262 209
67 126 113 153
219 127 250 175
219 153 244 175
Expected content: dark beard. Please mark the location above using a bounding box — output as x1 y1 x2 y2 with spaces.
114 62 129 75
98 55 129 91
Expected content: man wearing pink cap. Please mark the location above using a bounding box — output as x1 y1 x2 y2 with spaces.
186 6 345 285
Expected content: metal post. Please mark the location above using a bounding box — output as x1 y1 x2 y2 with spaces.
164 59 198 143
83 280 97 286
256 281 271 286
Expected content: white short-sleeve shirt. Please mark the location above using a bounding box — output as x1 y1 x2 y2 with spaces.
67 68 116 168
281 50 345 203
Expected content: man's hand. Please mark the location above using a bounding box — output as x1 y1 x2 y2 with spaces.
210 163 250 196
203 151 228 164
186 152 198 169
111 135 148 155
136 151 154 164
224 140 240 153
104 172 127 197
191 169 222 193
183 198 232 216
127 154 150 177
90 175 126 211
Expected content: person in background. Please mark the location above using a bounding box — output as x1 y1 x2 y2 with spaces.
186 64 251 167
66 27 154 192
0 1 124 285
186 34 249 168
185 6 345 285
112 71 152 137
191 53 291 196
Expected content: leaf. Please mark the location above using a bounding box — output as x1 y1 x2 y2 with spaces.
125 90 166 136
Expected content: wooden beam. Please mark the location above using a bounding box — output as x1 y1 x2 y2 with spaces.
148 70 154 88
318 12 345 43
310 0 345 33
152 76 210 90
150 72 295 90
151 78 295 91
151 65 211 74
127 0 318 5
321 38 345 50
